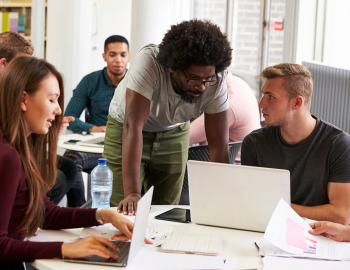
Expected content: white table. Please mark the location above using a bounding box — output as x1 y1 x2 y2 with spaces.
58 132 105 154
32 205 263 270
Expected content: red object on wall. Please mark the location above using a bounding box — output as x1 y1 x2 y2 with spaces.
272 20 284 31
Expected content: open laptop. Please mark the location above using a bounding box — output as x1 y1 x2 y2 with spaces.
64 186 153 267
187 160 290 232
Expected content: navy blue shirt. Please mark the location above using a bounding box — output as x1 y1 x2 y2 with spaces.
65 68 116 133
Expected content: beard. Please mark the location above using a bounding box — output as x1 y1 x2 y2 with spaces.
171 76 202 104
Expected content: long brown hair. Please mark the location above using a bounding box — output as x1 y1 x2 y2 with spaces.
0 56 64 236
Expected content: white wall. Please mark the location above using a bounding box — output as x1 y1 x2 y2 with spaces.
46 0 132 109
130 0 193 56
323 0 350 69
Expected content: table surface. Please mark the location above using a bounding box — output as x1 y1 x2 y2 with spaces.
58 132 105 154
32 205 263 270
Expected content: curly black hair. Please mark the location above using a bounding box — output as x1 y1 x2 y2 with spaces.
157 19 232 72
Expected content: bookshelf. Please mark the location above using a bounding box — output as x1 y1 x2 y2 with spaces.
0 0 46 40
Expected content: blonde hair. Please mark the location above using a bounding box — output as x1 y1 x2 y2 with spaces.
261 63 313 104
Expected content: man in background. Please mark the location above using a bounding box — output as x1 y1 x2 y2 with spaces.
64 35 129 176
0 32 84 206
241 63 350 224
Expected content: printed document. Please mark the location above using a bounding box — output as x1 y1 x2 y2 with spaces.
263 199 350 260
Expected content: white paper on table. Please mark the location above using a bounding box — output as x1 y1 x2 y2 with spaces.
255 237 292 257
264 199 350 260
127 247 227 270
263 256 350 270
29 228 83 242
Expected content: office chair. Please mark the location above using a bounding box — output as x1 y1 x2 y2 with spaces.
179 141 242 205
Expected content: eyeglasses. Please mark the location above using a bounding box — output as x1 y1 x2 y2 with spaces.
182 70 218 87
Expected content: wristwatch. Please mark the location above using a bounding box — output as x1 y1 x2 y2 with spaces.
95 209 104 225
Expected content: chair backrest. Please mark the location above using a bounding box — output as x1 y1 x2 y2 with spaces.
188 141 242 164
179 142 242 205
228 141 242 164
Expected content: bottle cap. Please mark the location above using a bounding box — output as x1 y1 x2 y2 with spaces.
97 158 107 166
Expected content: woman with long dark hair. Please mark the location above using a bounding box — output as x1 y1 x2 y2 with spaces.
0 56 133 269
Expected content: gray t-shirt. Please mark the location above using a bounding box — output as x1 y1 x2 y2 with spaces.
241 117 350 206
108 45 229 132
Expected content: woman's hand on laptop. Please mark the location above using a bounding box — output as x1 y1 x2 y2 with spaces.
97 209 133 239
61 235 118 259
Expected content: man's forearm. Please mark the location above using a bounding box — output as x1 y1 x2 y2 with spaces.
208 144 229 163
292 203 350 224
122 128 143 196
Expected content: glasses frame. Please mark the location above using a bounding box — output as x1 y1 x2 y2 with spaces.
181 70 218 87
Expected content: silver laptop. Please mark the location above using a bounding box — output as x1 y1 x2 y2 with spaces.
65 186 153 267
187 160 290 232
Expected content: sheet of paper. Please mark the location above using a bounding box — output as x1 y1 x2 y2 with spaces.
128 247 227 270
264 199 350 260
263 256 350 270
29 228 83 242
160 225 223 255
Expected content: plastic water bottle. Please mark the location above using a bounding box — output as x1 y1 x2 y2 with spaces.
91 158 113 209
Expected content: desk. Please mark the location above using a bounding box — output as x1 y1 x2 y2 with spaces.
58 132 105 154
32 205 263 270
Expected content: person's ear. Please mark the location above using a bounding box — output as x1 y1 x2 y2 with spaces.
20 91 28 112
0 58 8 69
293 95 304 109
102 52 107 62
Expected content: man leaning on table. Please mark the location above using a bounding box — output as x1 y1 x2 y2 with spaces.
241 63 350 224
103 19 232 214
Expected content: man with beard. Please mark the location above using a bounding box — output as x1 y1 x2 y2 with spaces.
63 35 129 177
104 20 232 214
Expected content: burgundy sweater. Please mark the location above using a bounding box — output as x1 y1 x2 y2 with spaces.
0 132 99 262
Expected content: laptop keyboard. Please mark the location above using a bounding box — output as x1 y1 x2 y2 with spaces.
113 240 130 263
81 240 130 264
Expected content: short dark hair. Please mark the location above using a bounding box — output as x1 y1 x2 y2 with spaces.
0 32 34 61
104 35 129 51
157 20 232 72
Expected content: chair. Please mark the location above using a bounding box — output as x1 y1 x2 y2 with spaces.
179 141 242 205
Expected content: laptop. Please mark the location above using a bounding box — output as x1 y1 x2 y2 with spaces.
187 160 290 232
64 186 153 267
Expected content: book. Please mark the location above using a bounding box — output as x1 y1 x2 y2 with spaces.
0 12 2 33
18 14 25 33
9 12 18 32
2 11 9 32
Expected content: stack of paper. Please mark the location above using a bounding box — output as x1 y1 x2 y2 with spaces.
257 199 350 268
159 225 223 256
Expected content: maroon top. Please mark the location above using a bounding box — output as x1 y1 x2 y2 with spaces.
0 132 99 262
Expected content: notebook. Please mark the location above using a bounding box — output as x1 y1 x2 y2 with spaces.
187 160 290 232
64 186 153 267
76 136 105 148
160 225 222 256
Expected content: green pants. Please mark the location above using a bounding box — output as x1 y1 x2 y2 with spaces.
103 116 189 206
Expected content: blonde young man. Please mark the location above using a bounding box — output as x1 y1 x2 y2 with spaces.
241 63 350 224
